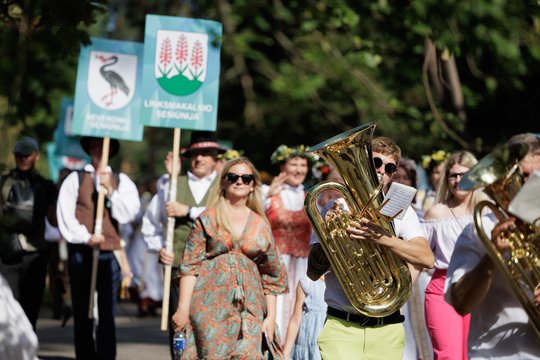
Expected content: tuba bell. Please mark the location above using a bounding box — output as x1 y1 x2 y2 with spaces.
304 123 411 317
459 142 540 337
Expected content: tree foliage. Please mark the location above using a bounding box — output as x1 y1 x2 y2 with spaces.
0 0 107 167
1 0 539 181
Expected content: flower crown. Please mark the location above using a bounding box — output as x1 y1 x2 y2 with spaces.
421 150 449 169
312 160 332 181
217 148 243 161
270 144 318 165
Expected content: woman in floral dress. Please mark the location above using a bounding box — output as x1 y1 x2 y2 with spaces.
172 157 288 359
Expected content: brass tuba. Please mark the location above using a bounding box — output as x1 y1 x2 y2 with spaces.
459 143 540 337
304 124 411 317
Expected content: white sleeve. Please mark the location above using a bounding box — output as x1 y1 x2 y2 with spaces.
56 172 92 244
395 206 425 241
142 193 165 252
108 173 141 225
44 217 62 242
156 174 170 195
189 206 205 220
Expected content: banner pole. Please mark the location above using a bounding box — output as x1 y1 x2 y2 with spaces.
161 127 181 331
87 137 110 318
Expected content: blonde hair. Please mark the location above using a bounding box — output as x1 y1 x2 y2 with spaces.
435 150 485 211
206 157 267 238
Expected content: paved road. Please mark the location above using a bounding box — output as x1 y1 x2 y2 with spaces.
36 301 171 360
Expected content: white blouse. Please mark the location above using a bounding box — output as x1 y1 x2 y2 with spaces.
421 214 472 270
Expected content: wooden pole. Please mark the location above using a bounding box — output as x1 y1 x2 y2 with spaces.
161 128 181 331
88 137 110 319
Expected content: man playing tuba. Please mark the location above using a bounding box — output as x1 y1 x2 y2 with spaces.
444 133 540 359
308 136 434 359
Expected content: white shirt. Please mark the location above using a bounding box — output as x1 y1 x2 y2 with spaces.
421 215 473 269
0 274 38 360
187 171 216 205
311 198 424 314
262 183 305 211
44 217 61 242
444 213 540 359
141 170 217 251
56 164 141 244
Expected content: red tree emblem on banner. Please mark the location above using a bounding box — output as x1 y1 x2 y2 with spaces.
175 34 188 75
158 37 172 77
155 31 208 96
190 40 204 80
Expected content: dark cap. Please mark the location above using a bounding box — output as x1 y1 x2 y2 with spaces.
13 136 39 155
80 136 120 158
181 131 226 158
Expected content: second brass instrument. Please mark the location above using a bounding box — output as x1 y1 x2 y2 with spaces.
460 143 540 337
305 124 411 317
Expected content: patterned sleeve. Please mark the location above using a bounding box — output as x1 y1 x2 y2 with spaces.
257 221 288 296
179 216 208 277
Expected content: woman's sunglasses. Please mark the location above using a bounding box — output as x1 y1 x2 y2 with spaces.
373 157 397 174
225 172 255 185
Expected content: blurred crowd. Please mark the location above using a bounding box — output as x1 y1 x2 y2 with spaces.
1 128 539 360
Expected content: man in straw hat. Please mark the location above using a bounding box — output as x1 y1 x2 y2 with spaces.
142 130 225 357
56 136 140 360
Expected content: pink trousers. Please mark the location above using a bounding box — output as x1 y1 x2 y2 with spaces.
425 269 470 360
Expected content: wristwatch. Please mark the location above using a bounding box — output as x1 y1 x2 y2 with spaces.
187 207 192 217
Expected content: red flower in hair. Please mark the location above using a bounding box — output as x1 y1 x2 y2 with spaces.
320 165 331 175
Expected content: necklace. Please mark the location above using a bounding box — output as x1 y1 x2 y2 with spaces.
449 204 471 219
449 207 458 220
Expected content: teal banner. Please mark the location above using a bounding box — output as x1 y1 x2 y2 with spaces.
47 142 87 183
140 15 222 131
54 98 89 160
73 38 144 141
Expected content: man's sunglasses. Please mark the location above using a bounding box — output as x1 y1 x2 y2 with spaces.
373 157 397 174
225 172 255 185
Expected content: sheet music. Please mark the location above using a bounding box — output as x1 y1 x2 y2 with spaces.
380 182 417 220
509 170 540 226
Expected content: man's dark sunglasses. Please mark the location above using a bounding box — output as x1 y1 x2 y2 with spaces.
373 157 397 174
225 172 254 185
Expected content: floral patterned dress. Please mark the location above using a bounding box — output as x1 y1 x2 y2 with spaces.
179 208 288 359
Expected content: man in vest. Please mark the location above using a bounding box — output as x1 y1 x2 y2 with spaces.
0 135 57 330
56 136 140 360
142 130 225 358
